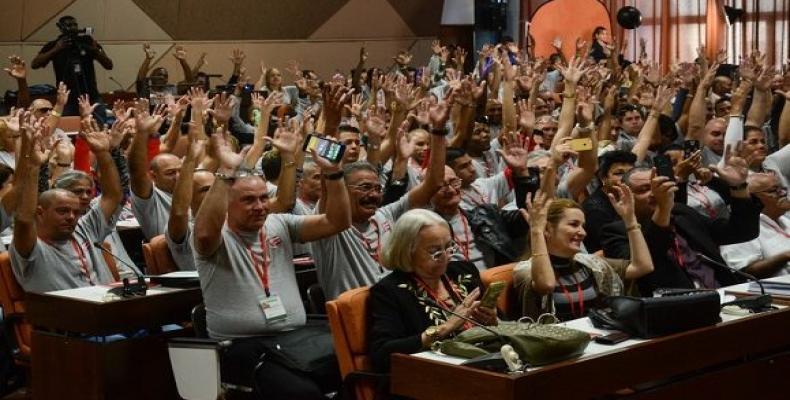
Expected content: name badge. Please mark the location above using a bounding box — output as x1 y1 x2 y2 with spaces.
259 294 288 321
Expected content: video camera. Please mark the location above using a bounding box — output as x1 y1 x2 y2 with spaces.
56 21 95 52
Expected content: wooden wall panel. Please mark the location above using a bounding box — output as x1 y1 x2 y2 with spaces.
311 0 415 39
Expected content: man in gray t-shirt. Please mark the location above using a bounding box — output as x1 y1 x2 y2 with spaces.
311 114 449 300
11 124 124 292
192 147 350 339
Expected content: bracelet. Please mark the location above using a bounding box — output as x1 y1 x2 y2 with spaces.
430 128 447 136
728 114 743 119
282 160 296 168
55 162 72 168
562 92 576 99
626 223 642 232
50 110 61 117
323 170 344 180
531 253 548 258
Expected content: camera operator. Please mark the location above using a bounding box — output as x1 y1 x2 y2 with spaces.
31 16 113 116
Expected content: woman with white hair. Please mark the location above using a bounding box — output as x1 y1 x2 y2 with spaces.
367 209 496 372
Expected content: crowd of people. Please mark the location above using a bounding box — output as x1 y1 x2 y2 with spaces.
1 16 789 399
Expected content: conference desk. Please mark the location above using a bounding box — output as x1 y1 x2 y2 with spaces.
26 285 202 400
391 292 790 399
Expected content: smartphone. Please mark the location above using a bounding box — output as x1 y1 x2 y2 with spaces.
683 140 700 159
593 331 630 345
303 134 346 164
653 154 675 181
480 281 506 309
569 138 593 152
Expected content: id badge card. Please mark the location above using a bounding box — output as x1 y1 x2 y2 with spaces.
259 294 288 321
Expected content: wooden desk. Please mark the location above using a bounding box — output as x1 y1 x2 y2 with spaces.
391 307 790 399
26 287 202 400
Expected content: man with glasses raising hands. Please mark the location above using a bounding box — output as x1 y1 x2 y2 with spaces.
310 100 451 300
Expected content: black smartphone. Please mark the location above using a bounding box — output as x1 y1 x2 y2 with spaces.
303 134 346 164
683 140 700 159
653 154 675 181
594 331 630 345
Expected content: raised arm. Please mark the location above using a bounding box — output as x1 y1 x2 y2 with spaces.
13 118 48 257
298 150 351 241
242 91 281 169
137 44 155 83
88 38 113 70
266 124 302 213
407 100 450 207
193 137 243 257
778 90 790 147
129 99 163 198
632 86 674 163
687 63 718 141
159 95 190 154
607 184 653 280
80 118 122 222
527 189 556 295
31 38 66 70
564 95 598 201
168 126 203 243
745 64 775 128
172 46 194 84
4 55 30 108
552 56 589 148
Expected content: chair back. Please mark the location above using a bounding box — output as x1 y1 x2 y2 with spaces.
142 234 179 275
192 303 209 339
480 263 517 319
306 283 326 315
326 286 376 400
0 252 32 363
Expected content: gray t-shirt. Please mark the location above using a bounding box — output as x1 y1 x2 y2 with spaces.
310 196 410 300
460 172 511 211
445 212 488 271
291 198 315 257
195 214 306 339
131 186 173 240
11 202 116 292
166 221 196 271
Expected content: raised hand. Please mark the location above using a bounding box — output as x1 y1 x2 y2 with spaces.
395 120 415 161
755 65 776 92
674 150 702 181
173 45 187 61
189 87 213 120
166 94 190 117
344 93 365 118
208 132 242 170
79 117 111 154
108 119 129 149
525 190 553 230
650 169 678 213
20 116 51 167
4 55 26 80
78 94 97 119
269 122 302 156
431 40 442 55
651 85 675 114
517 99 535 131
428 99 451 130
229 48 246 66
607 183 637 223
557 56 590 86
552 37 563 51
55 81 70 108
411 99 431 126
143 43 156 60
207 92 233 125
551 138 579 166
497 134 528 174
394 82 420 110
709 142 749 187
134 98 163 134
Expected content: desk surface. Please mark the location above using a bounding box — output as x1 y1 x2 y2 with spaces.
391 281 790 400
26 285 202 336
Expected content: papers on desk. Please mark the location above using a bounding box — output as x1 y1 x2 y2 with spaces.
157 271 199 278
748 281 790 297
46 284 184 303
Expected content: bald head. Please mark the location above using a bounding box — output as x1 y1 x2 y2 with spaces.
39 189 78 209
149 153 181 193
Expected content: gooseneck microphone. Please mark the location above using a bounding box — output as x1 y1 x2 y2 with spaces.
698 253 773 312
93 242 148 297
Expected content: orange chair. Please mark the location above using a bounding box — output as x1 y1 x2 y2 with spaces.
326 287 388 400
55 116 81 133
0 252 32 373
142 235 178 275
480 262 517 319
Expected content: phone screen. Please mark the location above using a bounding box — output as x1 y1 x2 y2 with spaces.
683 140 700 159
653 155 675 180
480 281 506 309
303 134 346 163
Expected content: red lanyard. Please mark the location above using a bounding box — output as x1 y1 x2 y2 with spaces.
352 219 381 262
688 184 717 219
235 230 271 297
450 214 472 261
763 218 790 239
414 275 472 330
42 238 95 285
558 276 584 318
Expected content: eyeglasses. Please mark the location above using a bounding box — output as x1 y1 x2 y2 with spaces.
440 178 463 191
426 242 459 262
215 168 267 181
349 183 383 194
34 107 53 113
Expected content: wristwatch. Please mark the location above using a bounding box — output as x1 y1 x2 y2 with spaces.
425 325 441 342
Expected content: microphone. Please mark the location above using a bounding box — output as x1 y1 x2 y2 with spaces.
93 242 148 297
108 76 125 92
697 252 773 312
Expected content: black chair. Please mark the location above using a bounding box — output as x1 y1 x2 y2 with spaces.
307 283 327 315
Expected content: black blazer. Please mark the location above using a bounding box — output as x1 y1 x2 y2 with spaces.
367 261 481 372
600 197 762 296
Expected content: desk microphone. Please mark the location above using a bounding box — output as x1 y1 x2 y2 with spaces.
93 242 148 297
697 253 773 312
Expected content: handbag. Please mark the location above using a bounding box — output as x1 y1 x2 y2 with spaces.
439 314 591 366
589 289 721 338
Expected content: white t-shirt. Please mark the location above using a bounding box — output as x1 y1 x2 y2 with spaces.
131 186 173 240
460 172 511 210
720 213 790 276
